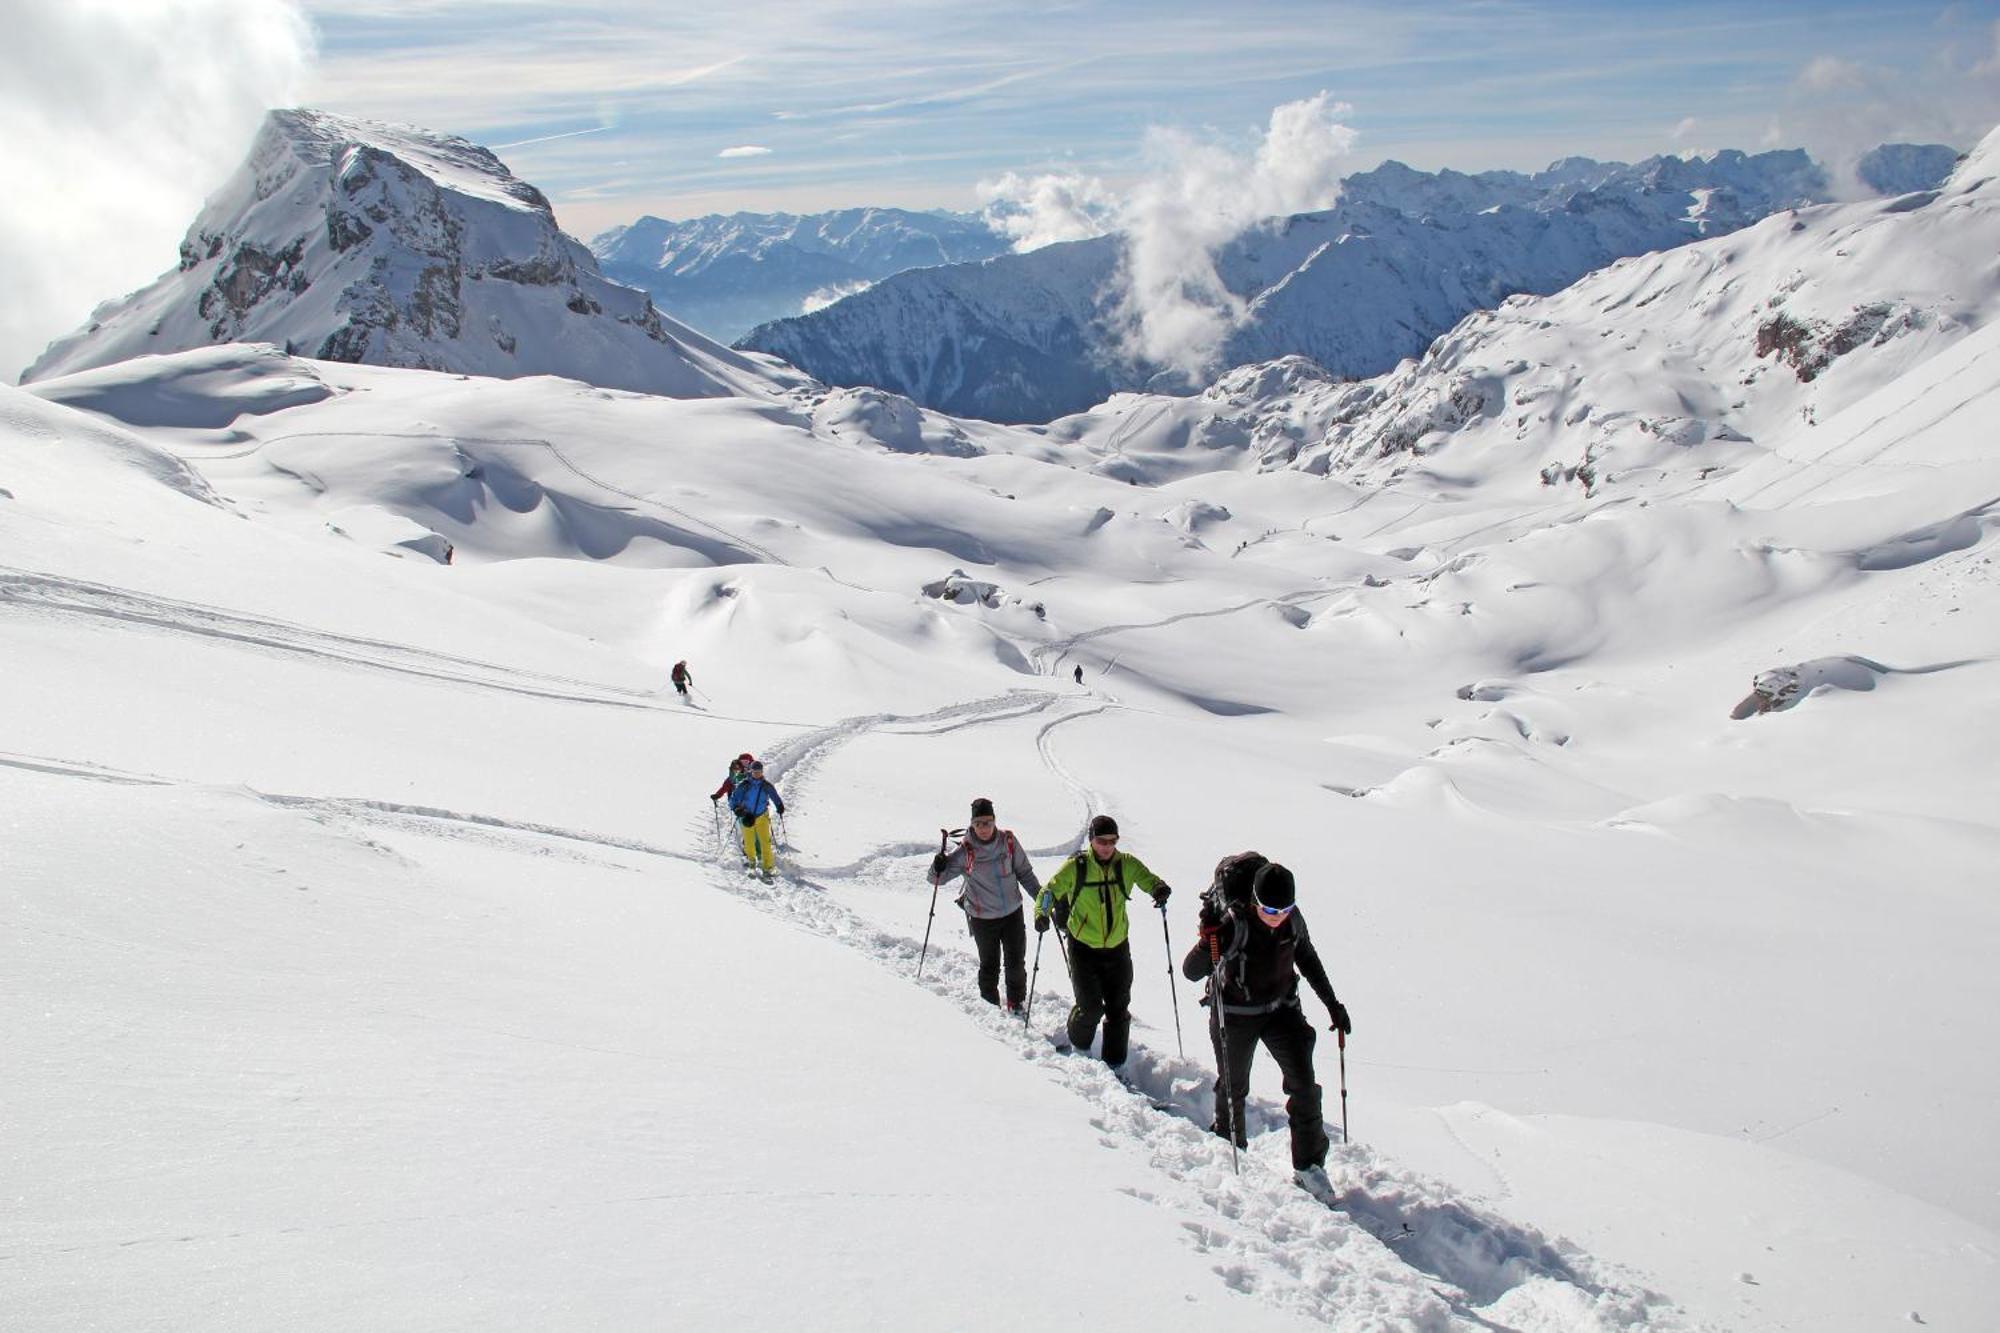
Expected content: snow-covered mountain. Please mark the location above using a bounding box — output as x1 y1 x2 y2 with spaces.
21 110 800 399
738 145 1955 423
591 207 1012 343
1042 130 2000 498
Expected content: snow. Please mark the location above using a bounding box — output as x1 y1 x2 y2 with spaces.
6 119 2000 1333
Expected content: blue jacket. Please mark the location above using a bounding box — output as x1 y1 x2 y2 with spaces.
730 776 785 820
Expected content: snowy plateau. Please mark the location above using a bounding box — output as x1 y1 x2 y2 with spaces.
4 107 1999 1333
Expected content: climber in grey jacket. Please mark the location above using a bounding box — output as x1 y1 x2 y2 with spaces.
930 797 1043 1010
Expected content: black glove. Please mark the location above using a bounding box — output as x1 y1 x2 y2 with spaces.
1034 912 1050 934
1150 882 1171 906
1052 899 1071 931
1197 898 1222 930
929 851 948 878
1328 1000 1352 1036
739 812 756 827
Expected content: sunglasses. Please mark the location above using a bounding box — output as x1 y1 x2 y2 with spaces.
1091 834 1119 845
1256 901 1293 922
971 815 996 826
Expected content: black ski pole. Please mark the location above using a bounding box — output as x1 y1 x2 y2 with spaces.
1024 927 1044 1026
916 827 954 978
1160 902 1184 1058
1209 930 1238 1174
1338 1029 1350 1145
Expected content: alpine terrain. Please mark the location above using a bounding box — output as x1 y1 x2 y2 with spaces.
6 103 1998 1333
738 145 1960 423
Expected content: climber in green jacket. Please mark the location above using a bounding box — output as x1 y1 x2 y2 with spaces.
1036 814 1170 1067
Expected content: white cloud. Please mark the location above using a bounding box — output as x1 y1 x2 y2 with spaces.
0 0 314 382
975 170 1118 251
1109 92 1358 381
1775 38 2000 198
1976 19 2000 77
718 145 774 159
1797 55 1868 93
801 279 871 314
1671 116 1699 142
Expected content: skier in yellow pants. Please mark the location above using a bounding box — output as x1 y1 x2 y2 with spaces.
727 759 786 880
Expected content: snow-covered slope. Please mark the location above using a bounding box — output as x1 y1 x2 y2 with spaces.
592 207 1011 343
21 110 800 399
8 122 2000 1333
736 146 1943 423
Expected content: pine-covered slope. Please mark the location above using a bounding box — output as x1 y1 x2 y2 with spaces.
22 110 801 399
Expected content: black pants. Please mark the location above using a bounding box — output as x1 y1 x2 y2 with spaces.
967 908 1027 1007
1065 938 1135 1066
1211 1003 1329 1169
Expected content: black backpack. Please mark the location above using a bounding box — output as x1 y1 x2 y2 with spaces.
1209 851 1268 908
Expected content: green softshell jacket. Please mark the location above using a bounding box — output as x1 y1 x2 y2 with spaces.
1040 850 1164 950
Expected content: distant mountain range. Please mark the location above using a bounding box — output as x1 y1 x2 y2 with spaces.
589 209 1012 344
23 110 800 399
1039 134 1998 502
735 145 1961 423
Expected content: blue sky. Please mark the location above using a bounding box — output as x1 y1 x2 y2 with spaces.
297 0 2000 235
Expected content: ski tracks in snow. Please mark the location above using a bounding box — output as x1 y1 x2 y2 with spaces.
679 693 1685 1331
9 733 1680 1329
679 822 1677 1330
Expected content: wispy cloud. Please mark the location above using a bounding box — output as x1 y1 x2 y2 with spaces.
0 0 313 381
719 145 774 158
772 58 1098 122
493 123 615 149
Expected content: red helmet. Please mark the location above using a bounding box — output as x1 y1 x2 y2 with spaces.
737 752 755 764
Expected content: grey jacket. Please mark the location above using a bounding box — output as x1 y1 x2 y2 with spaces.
937 828 1042 920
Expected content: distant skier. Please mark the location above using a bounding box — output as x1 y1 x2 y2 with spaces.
728 759 786 880
1183 856 1351 1183
671 660 693 702
1035 814 1170 1066
930 797 1042 1012
710 752 753 804
1073 664 1084 686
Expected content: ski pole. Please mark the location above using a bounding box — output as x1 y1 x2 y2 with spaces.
1338 1029 1350 1145
778 809 790 848
1209 929 1238 1174
916 827 953 978
1160 902 1184 1058
1024 927 1044 1026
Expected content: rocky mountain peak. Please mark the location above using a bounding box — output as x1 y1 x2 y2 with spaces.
24 109 795 399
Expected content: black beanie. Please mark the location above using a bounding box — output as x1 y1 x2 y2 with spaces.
970 797 995 819
1252 862 1296 910
1088 814 1119 839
